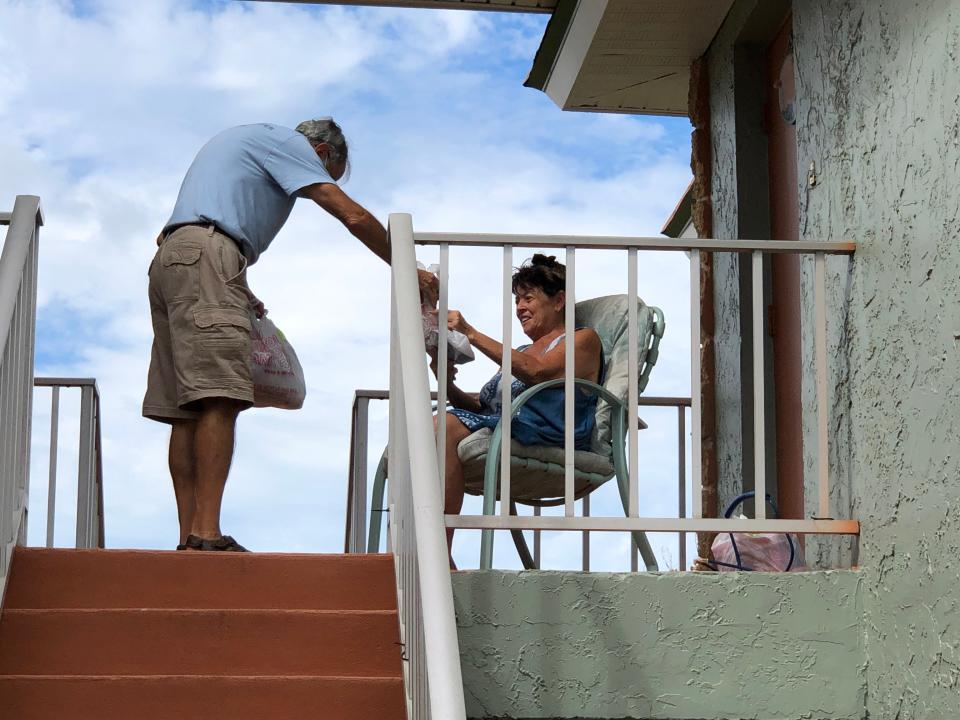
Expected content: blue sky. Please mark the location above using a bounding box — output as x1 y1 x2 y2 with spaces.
1 0 694 569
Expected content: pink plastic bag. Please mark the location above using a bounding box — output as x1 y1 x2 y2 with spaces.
249 312 306 410
709 492 806 571
711 530 806 572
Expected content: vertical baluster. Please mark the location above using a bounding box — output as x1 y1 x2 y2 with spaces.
690 250 703 519
46 386 59 548
500 245 512 516
437 243 450 506
1 317 12 551
77 385 93 547
628 248 639 518
678 406 686 570
582 493 590 571
564 246 575 516
533 505 541 568
22 231 38 545
355 397 369 553
752 251 766 519
814 252 830 518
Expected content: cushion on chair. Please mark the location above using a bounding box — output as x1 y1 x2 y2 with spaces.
574 295 654 453
457 427 614 501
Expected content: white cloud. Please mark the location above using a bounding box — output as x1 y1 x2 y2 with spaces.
3 0 694 569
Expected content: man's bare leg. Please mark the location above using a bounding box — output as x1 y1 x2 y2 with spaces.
190 398 243 540
169 420 197 546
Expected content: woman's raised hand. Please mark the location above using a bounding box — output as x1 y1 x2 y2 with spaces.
446 310 475 340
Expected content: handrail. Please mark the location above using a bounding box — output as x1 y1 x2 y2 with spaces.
33 378 106 549
344 388 436 554
414 225 859 548
414 232 856 254
386 214 466 719
348 392 693 569
1 196 43 605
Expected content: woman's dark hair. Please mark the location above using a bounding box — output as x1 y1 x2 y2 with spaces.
512 254 566 297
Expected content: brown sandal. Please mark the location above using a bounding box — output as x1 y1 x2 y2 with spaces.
183 534 249 552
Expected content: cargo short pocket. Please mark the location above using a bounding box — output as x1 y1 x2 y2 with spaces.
192 305 252 385
160 241 203 302
161 242 202 267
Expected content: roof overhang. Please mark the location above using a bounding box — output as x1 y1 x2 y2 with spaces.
247 0 556 12
525 0 734 116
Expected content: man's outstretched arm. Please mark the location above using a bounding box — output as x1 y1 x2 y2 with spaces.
302 182 390 265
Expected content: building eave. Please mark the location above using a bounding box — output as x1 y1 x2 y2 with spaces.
527 0 735 116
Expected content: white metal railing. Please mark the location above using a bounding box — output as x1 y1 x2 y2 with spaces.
404 220 860 544
1 198 106 608
386 214 466 719
33 378 106 549
1 196 43 603
346 391 692 569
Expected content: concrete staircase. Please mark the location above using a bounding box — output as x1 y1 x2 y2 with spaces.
0 548 406 719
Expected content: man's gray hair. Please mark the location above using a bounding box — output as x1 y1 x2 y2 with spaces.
295 118 349 170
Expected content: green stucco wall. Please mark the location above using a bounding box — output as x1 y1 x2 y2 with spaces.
453 570 865 720
706 1 960 717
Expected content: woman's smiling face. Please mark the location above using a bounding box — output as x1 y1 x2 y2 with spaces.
515 284 565 340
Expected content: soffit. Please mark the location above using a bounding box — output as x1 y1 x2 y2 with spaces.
251 0 556 12
530 0 735 116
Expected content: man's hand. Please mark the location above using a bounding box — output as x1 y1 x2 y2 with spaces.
246 292 267 319
418 269 440 307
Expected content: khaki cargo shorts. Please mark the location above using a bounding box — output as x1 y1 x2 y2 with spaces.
142 224 254 424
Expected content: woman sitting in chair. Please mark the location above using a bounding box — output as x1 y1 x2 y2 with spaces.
432 254 604 555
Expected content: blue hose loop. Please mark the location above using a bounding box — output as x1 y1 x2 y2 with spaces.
714 491 796 572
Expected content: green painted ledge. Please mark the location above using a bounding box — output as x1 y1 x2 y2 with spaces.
452 570 865 720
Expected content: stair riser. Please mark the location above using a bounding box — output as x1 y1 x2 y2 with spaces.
0 676 407 720
5 549 397 610
0 610 403 677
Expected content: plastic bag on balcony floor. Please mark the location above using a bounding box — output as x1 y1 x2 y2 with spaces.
711 530 806 572
249 312 306 410
708 491 807 572
418 262 474 365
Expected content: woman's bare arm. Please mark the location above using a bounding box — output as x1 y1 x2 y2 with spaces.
447 311 601 386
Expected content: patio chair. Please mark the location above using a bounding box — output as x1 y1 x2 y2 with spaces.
368 294 665 572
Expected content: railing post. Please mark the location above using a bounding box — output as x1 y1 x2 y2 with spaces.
582 493 590 571
77 384 95 548
437 243 449 505
678 405 686 570
814 253 831 518
751 251 766 519
627 248 639 519
564 246 575 517
689 250 703 520
500 244 513 519
46 386 60 548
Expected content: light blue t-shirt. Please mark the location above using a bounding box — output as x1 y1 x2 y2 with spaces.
164 123 335 264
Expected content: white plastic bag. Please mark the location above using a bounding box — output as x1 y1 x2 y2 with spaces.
249 312 306 410
418 262 475 365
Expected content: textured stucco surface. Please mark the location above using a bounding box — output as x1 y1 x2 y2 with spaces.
795 2 960 716
706 0 960 716
453 570 864 720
